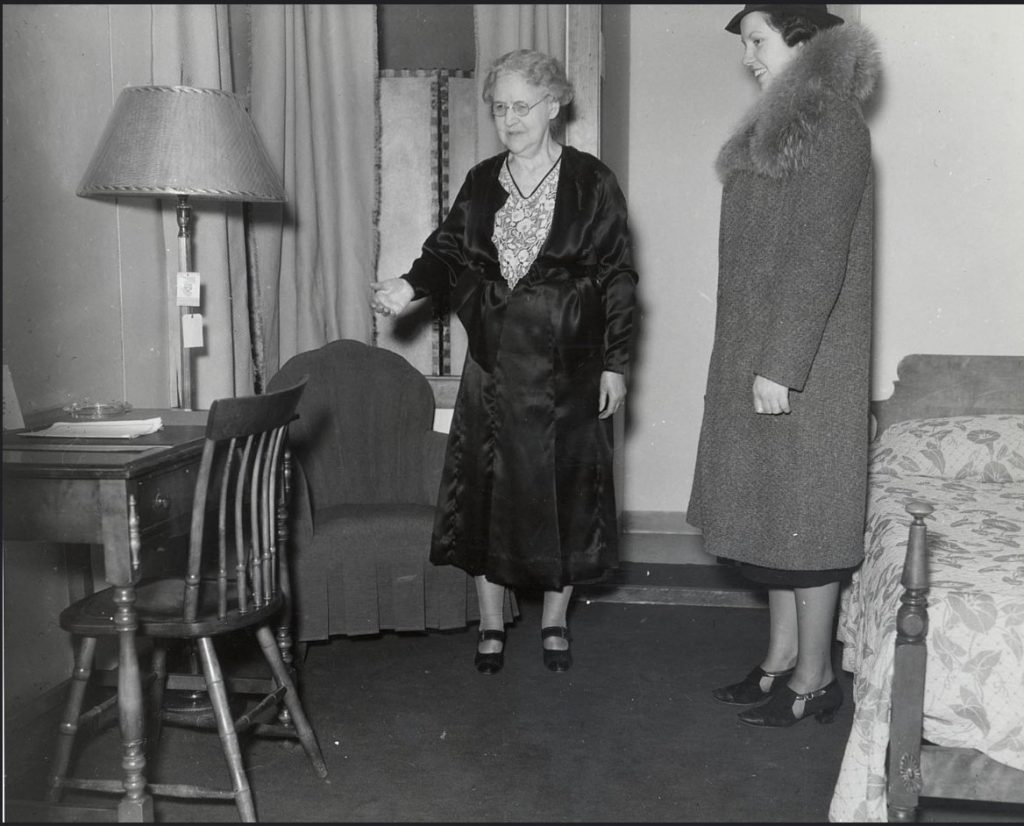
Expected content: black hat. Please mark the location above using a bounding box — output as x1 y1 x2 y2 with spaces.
725 4 844 34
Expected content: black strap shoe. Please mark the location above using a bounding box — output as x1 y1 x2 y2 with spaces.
737 679 843 727
712 665 795 705
475 629 506 674
541 626 572 672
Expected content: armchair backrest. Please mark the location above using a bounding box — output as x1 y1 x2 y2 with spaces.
267 339 436 507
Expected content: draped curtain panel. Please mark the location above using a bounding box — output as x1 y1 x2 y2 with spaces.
473 4 566 161
248 4 378 388
151 4 252 407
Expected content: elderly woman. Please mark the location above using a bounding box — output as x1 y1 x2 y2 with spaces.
371 49 638 674
688 5 881 726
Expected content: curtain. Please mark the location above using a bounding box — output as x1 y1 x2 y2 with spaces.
151 4 252 407
473 4 566 161
248 4 378 388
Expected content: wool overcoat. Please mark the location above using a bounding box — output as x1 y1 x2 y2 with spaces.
403 144 638 590
688 23 882 571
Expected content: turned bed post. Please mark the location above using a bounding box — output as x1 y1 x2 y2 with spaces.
887 500 934 822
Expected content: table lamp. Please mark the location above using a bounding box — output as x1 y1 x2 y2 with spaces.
77 85 285 410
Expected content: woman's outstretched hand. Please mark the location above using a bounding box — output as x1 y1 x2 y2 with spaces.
752 374 791 414
598 370 627 419
370 278 414 317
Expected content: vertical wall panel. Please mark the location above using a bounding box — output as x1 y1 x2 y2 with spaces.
375 72 440 374
375 69 475 378
445 74 477 375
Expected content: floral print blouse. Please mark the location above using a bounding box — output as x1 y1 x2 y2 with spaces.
492 154 561 290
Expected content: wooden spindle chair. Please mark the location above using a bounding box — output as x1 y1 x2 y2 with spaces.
46 378 327 821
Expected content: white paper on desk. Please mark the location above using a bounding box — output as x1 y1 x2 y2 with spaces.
23 418 164 439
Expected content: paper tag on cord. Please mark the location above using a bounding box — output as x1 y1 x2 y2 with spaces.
182 314 204 348
177 272 200 307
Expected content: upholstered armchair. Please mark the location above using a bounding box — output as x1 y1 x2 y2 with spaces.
267 339 507 642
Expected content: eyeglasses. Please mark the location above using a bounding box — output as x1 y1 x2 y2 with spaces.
490 96 549 119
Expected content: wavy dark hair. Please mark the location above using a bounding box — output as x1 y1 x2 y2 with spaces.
764 10 842 46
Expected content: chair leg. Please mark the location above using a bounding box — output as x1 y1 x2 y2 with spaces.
47 636 97 803
195 636 257 822
255 625 328 778
274 624 295 728
146 643 168 766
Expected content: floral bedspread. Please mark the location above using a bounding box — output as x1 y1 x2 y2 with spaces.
829 414 1024 822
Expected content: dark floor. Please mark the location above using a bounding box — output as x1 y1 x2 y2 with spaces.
5 564 1021 823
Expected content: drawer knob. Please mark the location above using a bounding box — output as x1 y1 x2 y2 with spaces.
153 493 171 512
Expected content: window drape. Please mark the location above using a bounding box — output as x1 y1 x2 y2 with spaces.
146 4 377 403
248 4 379 389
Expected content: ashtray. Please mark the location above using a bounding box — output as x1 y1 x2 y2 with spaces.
63 401 133 419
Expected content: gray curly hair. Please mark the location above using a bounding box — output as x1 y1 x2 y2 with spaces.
482 49 575 108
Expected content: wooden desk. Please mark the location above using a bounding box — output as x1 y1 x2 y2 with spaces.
3 408 207 821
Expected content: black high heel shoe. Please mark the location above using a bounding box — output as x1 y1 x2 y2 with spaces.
475 629 506 674
541 626 572 672
737 679 843 727
712 665 795 705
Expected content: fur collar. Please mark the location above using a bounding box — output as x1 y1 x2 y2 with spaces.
716 22 881 180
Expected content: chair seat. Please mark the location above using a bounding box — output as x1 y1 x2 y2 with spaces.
59 579 284 639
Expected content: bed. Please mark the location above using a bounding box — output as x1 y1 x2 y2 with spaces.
828 354 1024 822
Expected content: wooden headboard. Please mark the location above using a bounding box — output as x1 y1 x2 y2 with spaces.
871 354 1024 438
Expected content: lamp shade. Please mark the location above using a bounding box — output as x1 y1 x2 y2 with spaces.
77 85 285 202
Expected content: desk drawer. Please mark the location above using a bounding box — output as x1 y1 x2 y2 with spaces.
130 463 199 536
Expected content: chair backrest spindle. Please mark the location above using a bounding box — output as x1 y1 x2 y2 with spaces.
249 431 269 609
217 437 238 619
180 377 307 627
263 426 285 602
234 434 256 615
274 447 294 605
184 440 217 622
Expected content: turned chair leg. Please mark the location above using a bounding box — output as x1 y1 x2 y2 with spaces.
196 636 257 822
146 644 168 766
47 636 97 803
256 625 328 778
274 622 295 728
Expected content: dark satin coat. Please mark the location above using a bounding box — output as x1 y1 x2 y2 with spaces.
402 145 638 590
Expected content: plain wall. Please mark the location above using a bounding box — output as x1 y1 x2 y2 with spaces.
620 4 1024 516
601 6 631 202
861 3 1024 397
2 4 166 416
3 3 162 717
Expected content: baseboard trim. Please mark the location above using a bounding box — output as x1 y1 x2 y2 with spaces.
621 510 702 536
5 678 69 733
578 562 767 609
582 584 766 609
619 530 716 565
